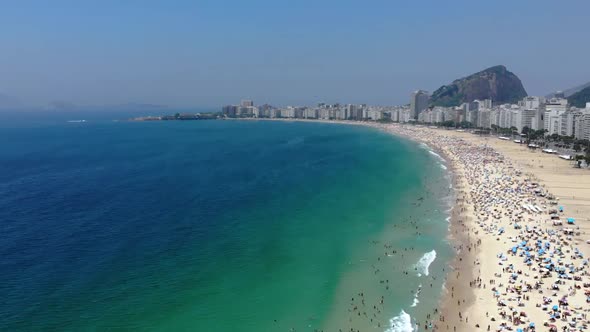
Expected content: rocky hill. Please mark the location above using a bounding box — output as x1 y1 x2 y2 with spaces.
430 65 527 107
567 86 590 108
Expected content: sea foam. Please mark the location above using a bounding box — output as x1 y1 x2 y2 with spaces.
428 150 446 163
387 310 414 332
415 250 437 277
411 284 422 307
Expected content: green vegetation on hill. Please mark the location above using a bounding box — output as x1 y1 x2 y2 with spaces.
567 86 590 108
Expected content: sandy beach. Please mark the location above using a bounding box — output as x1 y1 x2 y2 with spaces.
379 124 590 332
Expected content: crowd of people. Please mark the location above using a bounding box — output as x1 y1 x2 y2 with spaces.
383 124 590 332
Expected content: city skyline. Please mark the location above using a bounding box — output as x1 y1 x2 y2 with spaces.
2 0 590 109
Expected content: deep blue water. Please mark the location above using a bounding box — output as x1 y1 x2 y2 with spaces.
0 116 451 331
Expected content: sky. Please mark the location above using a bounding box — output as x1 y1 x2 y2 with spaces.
1 0 590 109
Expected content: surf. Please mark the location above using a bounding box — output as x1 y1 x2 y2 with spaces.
386 310 414 332
415 250 437 277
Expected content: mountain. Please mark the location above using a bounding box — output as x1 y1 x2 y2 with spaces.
429 65 527 107
547 81 590 99
567 86 590 108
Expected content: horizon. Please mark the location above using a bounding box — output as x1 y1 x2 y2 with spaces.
2 0 590 109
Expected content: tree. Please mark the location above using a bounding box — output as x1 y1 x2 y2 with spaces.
440 120 455 128
459 121 473 128
521 126 531 135
573 144 581 152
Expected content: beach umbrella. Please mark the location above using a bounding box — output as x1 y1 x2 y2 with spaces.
529 322 535 328
552 305 558 311
567 218 575 224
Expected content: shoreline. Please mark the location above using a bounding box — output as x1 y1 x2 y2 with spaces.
378 123 590 332
234 118 590 332
236 118 468 330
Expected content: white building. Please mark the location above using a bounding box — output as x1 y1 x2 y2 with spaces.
520 96 544 110
367 109 383 121
574 103 590 140
479 99 493 109
478 109 492 128
281 107 295 118
304 108 318 119
559 110 576 136
545 98 568 113
240 99 254 107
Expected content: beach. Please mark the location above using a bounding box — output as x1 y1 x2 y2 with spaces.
378 124 590 332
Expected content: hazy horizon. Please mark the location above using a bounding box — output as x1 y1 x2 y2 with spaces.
2 0 590 109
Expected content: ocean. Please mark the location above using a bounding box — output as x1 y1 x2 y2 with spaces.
0 115 453 331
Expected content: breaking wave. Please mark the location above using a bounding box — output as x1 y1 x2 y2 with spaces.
386 310 414 332
411 284 421 307
415 250 437 277
428 150 446 163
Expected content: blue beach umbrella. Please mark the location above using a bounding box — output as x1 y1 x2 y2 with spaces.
517 329 523 332
567 218 575 224
529 322 535 328
553 305 558 311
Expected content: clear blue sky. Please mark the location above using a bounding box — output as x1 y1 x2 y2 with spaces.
1 0 589 108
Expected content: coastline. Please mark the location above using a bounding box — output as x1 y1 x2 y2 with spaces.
374 123 590 332
236 118 465 330
234 118 590 332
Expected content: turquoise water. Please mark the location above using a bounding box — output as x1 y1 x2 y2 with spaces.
0 117 452 331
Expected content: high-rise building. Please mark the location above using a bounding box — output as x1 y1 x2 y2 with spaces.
480 99 493 109
222 105 238 117
521 96 544 110
544 98 568 135
241 99 254 107
574 104 590 140
410 90 429 120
